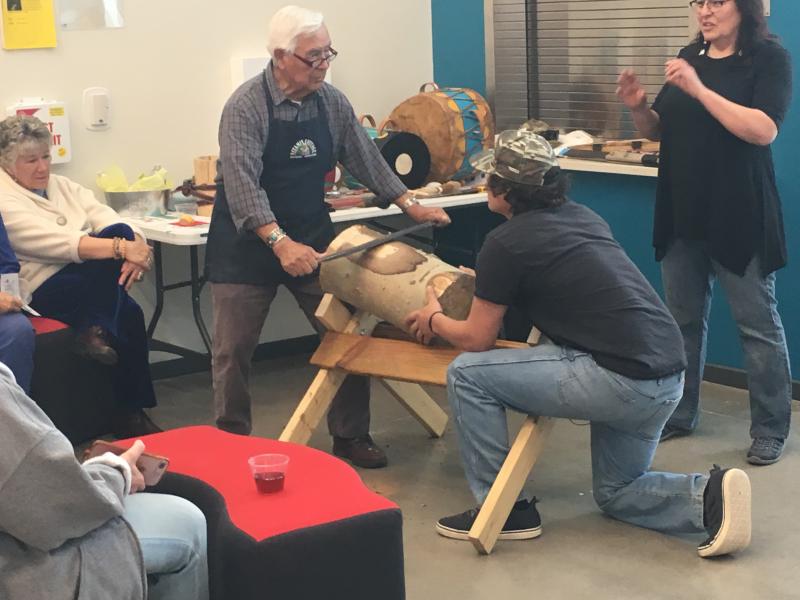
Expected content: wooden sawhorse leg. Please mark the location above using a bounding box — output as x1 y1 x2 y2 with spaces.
380 379 448 438
280 294 449 444
468 416 555 555
279 298 377 444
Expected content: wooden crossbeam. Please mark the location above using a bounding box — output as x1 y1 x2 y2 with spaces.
311 332 531 387
311 332 460 386
468 416 555 555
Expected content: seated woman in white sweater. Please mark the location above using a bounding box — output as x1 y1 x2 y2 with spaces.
0 115 160 437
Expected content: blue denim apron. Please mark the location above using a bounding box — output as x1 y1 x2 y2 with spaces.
206 73 335 284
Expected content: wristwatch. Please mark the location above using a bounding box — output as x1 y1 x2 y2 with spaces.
399 195 419 211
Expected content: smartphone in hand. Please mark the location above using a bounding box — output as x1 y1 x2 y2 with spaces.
84 440 170 486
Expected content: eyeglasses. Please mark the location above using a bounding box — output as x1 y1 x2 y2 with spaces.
689 0 731 11
292 47 338 69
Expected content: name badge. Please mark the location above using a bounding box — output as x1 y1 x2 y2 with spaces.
0 273 21 298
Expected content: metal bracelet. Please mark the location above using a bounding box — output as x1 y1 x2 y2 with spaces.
399 195 419 211
266 227 288 248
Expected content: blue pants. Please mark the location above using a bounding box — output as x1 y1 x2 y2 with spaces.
124 493 209 600
661 239 792 440
30 224 156 410
448 342 707 534
0 312 34 393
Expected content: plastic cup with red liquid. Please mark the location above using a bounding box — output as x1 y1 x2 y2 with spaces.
248 453 290 494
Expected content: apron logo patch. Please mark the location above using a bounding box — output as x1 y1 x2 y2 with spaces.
289 138 318 159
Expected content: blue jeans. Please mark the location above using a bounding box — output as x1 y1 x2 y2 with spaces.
448 343 707 534
661 239 792 440
124 493 209 600
0 312 34 393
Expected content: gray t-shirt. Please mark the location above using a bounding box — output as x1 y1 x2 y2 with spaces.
475 200 686 380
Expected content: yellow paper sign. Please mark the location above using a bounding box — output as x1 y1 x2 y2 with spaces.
2 0 57 50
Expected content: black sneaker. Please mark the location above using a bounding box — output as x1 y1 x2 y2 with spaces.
659 423 693 442
747 437 784 465
697 465 751 558
436 498 542 541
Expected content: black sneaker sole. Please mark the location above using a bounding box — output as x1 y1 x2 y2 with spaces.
435 522 542 541
746 451 783 466
697 468 751 558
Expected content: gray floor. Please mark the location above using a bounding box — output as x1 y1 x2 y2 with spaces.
151 355 800 600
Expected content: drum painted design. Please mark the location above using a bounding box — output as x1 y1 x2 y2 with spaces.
388 85 494 183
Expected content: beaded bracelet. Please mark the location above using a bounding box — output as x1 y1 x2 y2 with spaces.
112 237 122 260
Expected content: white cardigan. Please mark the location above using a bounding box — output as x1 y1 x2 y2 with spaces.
0 169 145 301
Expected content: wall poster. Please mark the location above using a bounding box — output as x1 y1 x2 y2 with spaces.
1 0 57 49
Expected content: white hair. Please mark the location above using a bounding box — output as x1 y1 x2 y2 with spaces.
0 115 51 170
266 5 325 55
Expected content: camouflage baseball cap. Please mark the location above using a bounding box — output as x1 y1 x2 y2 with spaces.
470 129 558 186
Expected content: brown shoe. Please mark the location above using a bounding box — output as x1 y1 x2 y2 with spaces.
74 325 119 366
332 434 388 469
112 410 163 439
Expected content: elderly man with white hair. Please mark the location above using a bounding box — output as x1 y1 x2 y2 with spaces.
206 5 449 467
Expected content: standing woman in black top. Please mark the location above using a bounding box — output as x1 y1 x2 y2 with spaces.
617 0 792 464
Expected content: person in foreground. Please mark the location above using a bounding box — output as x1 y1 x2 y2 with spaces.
405 130 752 558
0 115 160 437
0 211 34 393
0 290 32 392
617 0 792 464
206 5 449 467
0 363 209 600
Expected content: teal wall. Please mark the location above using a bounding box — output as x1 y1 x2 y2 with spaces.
431 0 486 94
432 1 799 378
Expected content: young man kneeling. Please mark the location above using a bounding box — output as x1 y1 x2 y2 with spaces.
405 130 751 558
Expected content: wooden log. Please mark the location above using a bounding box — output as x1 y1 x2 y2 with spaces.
320 225 474 333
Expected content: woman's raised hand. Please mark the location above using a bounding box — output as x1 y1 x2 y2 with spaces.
616 69 648 110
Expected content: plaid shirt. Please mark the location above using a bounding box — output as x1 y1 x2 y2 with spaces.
216 64 407 232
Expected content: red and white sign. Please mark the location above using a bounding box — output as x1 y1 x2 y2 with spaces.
6 98 72 164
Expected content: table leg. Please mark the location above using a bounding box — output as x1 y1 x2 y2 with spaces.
190 245 212 354
146 241 165 339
